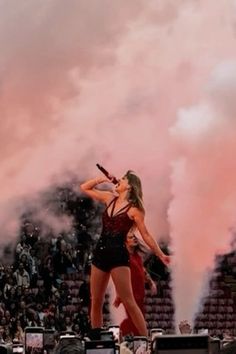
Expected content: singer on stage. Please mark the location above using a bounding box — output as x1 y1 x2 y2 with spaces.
80 168 170 337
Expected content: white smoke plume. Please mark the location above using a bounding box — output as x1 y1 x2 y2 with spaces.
169 61 236 328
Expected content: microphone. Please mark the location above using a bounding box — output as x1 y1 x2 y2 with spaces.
96 164 118 184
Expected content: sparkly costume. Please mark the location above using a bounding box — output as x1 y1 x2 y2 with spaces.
92 198 133 272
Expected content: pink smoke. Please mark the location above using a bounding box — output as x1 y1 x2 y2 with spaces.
169 61 236 327
0 0 236 328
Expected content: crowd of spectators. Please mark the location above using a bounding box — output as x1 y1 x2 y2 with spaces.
0 184 101 345
0 182 235 351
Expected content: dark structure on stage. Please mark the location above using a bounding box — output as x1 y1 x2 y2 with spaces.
152 334 210 354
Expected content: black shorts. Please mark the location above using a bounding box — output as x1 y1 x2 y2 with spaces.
92 236 130 272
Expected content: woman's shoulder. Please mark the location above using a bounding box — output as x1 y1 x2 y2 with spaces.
129 204 145 215
128 205 144 216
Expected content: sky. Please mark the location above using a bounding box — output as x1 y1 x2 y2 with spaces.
1 0 236 327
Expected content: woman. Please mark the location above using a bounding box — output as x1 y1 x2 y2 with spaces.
114 233 157 336
80 170 170 336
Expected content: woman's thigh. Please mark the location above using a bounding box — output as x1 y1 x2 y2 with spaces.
110 266 135 301
90 265 110 301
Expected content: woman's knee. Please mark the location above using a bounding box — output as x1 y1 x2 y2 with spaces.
91 296 104 308
122 297 136 310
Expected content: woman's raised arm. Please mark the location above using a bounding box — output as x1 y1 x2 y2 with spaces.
80 176 114 203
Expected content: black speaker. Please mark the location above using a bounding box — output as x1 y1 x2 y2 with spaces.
151 334 209 354
209 338 220 354
0 344 12 354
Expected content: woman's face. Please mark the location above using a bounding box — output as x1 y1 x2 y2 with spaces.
115 176 130 194
126 234 138 248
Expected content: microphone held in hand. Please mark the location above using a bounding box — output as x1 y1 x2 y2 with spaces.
96 164 118 184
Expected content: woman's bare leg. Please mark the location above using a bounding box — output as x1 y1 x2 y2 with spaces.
90 265 110 328
111 266 148 336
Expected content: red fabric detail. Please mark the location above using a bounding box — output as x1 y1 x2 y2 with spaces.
120 252 145 336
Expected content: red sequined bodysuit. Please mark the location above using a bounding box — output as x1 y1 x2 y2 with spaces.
92 198 134 272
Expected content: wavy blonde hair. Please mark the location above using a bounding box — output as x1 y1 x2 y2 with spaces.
125 170 144 212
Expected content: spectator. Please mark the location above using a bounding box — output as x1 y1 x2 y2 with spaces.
35 284 48 305
28 248 39 287
22 287 35 309
35 304 45 326
2 327 12 344
64 316 73 332
53 337 83 354
53 240 72 276
42 256 55 297
0 325 4 342
17 300 29 328
13 263 30 288
3 276 15 301
57 283 70 311
221 340 236 354
18 244 31 267
44 314 57 330
23 222 39 247
13 320 24 342
30 313 40 327
19 254 31 274
0 264 5 288
78 275 90 307
179 320 192 334
15 235 28 257
4 311 11 326
15 286 23 299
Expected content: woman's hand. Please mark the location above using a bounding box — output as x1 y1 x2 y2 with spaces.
150 281 157 296
160 254 171 267
96 176 111 184
113 296 121 308
106 173 118 184
120 342 133 354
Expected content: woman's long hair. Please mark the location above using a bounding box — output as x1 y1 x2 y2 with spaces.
125 170 144 212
